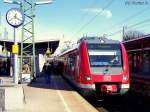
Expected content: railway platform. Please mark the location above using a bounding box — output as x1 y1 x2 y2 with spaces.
3 73 98 112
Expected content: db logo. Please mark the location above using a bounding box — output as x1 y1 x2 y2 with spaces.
104 75 111 81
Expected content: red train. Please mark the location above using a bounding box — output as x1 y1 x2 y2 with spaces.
56 37 130 96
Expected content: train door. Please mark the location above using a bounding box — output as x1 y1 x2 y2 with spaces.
66 55 71 75
67 54 75 80
128 53 133 73
133 52 140 73
70 54 76 80
143 52 150 74
75 55 80 82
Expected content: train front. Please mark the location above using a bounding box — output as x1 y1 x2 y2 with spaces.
81 38 130 95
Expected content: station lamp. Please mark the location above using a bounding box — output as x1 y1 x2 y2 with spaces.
4 0 53 5
2 48 7 54
46 48 51 57
4 0 21 4
35 0 53 5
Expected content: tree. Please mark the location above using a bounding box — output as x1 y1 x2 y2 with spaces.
123 29 145 41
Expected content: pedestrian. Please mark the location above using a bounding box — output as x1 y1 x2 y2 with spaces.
43 60 51 84
22 62 30 73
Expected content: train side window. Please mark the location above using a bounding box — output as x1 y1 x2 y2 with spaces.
143 52 150 75
127 52 140 74
128 54 133 73
68 54 75 71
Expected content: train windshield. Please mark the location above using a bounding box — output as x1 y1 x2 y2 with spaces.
87 44 122 67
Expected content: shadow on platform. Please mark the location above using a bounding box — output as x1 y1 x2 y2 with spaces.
27 72 74 91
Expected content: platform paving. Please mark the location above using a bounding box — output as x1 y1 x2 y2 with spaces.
0 77 13 86
21 74 98 112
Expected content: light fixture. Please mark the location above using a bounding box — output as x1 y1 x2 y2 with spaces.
35 0 53 5
4 0 21 4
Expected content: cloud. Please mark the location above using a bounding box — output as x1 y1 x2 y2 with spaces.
82 8 112 18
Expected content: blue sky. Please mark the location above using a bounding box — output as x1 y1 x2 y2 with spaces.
0 0 150 42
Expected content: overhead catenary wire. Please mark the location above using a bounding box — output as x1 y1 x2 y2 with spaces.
72 0 115 38
70 0 98 32
124 21 150 34
102 6 150 33
128 17 150 29
108 16 150 36
133 22 150 30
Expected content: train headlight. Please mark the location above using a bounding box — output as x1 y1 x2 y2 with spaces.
85 75 91 81
123 75 128 81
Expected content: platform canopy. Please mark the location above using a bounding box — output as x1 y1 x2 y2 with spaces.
0 39 59 55
122 34 150 51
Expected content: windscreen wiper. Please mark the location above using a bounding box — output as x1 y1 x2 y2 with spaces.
103 55 118 74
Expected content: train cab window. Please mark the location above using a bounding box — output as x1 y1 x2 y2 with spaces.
87 44 122 67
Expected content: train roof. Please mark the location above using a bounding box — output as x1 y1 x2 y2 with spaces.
58 44 79 57
58 37 120 57
77 37 120 44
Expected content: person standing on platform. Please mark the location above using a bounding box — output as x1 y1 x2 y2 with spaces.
22 62 30 73
43 60 51 84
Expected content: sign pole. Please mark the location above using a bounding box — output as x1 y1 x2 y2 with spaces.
6 8 24 84
13 28 18 84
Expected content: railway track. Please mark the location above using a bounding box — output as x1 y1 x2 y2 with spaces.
86 91 150 112
58 72 150 112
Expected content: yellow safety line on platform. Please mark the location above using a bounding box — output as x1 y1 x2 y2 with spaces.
53 76 71 112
